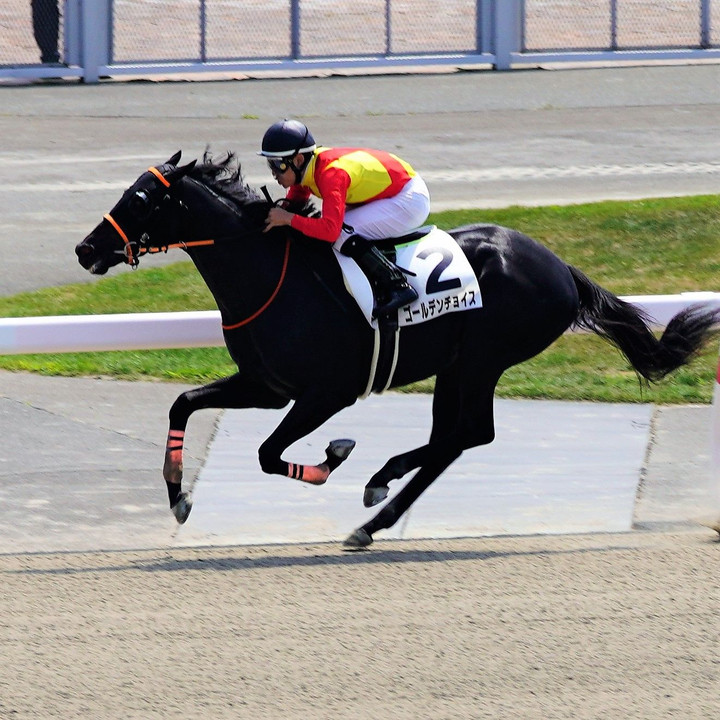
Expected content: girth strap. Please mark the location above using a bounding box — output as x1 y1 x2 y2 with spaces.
361 319 400 398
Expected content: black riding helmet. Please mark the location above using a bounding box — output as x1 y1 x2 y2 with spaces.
258 119 317 182
259 119 316 157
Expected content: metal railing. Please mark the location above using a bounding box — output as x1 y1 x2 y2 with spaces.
1 0 719 83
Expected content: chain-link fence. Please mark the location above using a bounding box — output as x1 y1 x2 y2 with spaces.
524 0 718 51
2 0 64 66
109 0 478 63
1 0 718 81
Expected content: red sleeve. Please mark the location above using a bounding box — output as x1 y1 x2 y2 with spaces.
290 166 350 242
286 184 311 204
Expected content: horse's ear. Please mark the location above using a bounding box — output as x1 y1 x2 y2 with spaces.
165 159 197 184
166 150 182 167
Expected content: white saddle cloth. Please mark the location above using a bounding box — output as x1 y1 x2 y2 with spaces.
334 225 482 329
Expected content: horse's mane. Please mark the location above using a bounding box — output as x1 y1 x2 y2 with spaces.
189 150 262 206
188 150 318 220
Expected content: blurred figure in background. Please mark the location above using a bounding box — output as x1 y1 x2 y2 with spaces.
31 0 60 64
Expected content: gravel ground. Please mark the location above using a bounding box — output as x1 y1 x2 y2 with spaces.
2 530 719 719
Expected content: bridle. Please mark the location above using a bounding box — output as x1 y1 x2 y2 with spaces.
103 210 217 268
103 166 216 268
101 165 291 330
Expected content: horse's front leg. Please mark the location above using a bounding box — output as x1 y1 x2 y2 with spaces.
257 386 358 485
164 372 289 523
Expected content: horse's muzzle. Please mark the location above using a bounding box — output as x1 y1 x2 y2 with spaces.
75 240 107 274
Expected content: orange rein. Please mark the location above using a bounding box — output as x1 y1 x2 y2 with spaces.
103 211 216 264
102 166 291 330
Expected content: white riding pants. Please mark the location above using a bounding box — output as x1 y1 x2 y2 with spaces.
334 174 430 249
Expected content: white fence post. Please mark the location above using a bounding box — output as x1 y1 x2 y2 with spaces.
707 346 720 531
80 0 112 84
492 0 523 70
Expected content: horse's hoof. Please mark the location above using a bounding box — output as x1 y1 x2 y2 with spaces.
171 493 192 524
363 485 389 507
327 439 356 461
325 439 356 472
343 528 373 550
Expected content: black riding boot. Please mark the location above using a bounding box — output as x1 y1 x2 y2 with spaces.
340 235 418 317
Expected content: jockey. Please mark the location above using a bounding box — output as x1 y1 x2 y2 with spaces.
260 119 429 317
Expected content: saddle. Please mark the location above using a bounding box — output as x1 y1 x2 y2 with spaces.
334 225 482 395
335 225 482 330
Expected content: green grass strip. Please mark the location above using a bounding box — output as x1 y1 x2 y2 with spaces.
1 195 719 403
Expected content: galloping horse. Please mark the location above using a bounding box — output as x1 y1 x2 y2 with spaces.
76 152 718 548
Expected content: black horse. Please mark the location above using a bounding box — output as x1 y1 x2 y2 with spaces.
76 152 718 548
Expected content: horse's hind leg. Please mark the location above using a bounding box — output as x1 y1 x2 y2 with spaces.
164 372 289 522
363 368 472 507
347 445 463 548
347 364 500 548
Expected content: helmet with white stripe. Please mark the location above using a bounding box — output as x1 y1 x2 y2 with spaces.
258 119 316 158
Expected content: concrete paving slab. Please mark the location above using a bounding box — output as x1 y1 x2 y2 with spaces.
175 395 653 546
635 404 720 529
0 371 219 553
2 370 719 552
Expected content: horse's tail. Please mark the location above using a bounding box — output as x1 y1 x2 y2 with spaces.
568 264 720 382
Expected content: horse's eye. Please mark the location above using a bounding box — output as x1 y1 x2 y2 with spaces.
129 189 153 221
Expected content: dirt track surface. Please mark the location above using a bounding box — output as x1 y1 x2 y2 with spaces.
2 530 718 719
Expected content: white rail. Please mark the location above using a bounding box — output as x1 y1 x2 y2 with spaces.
1 293 719 356
620 292 720 329
0 311 224 355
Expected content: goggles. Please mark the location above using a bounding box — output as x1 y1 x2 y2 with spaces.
267 156 293 173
